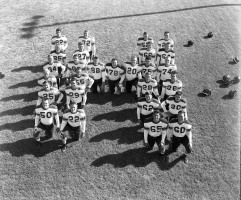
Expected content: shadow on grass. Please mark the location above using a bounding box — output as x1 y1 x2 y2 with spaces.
228 60 236 65
0 137 62 158
92 107 136 122
89 125 142 145
183 44 193 47
11 63 46 73
20 15 44 39
9 79 39 89
0 119 34 132
0 91 37 102
0 105 35 117
91 147 183 170
222 94 233 100
216 80 230 88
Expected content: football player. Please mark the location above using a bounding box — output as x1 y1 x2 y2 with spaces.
65 78 86 109
49 44 67 66
33 98 60 147
139 56 157 79
138 41 156 64
137 32 154 49
51 28 68 51
157 31 174 51
156 42 175 66
160 71 182 101
143 109 168 156
137 72 159 100
120 55 142 93
73 42 90 64
36 81 63 107
168 110 192 163
59 101 86 152
105 58 125 94
87 55 106 93
137 91 160 126
78 30 96 60
156 56 177 94
38 68 58 88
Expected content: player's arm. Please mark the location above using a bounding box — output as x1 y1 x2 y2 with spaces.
54 109 60 129
81 92 87 106
56 91 64 104
101 65 106 82
80 113 86 136
86 51 90 64
160 100 168 112
66 93 71 109
137 103 141 122
87 76 94 89
119 68 126 85
153 85 159 98
91 38 96 56
36 93 42 106
34 111 40 128
136 83 141 98
60 117 67 132
186 127 192 147
161 125 168 144
160 85 166 100
143 125 149 144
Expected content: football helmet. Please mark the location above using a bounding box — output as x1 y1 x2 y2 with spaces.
222 75 231 86
228 90 237 99
187 40 193 46
233 76 241 84
207 32 213 38
202 89 211 96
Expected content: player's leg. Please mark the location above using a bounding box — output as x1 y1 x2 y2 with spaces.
146 134 155 150
125 80 132 93
89 50 93 61
96 78 103 93
115 79 121 94
180 135 192 163
91 79 98 93
60 124 70 152
171 135 181 152
108 80 115 94
45 123 54 139
159 80 163 95
156 134 165 155
72 126 81 141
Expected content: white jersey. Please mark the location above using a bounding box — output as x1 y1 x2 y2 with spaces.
137 37 154 48
157 64 177 81
138 48 156 64
78 36 95 52
137 78 158 96
62 109 86 127
51 35 68 51
162 79 182 96
37 76 57 87
65 87 85 103
140 63 157 79
35 105 58 125
169 119 192 138
38 88 61 105
123 62 142 81
137 97 160 115
71 73 94 90
49 50 67 64
105 64 124 81
73 50 90 63
66 61 87 77
144 118 168 137
163 96 187 115
43 62 66 77
157 38 174 51
87 62 106 80
156 49 175 65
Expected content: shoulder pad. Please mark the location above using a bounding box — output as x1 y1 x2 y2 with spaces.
60 50 65 54
138 97 146 102
160 118 168 124
51 36 57 39
144 117 153 124
88 62 94 65
63 109 71 114
105 63 112 67
68 61 74 64
49 105 57 109
151 98 160 104
180 98 187 103
148 37 153 40
99 62 104 66
163 79 171 83
125 61 131 65
167 96 175 101
65 86 71 90
140 47 147 51
35 105 42 110
158 38 165 41
138 78 145 82
81 73 88 77
150 79 157 83
176 79 182 83
169 118 178 124
78 109 85 113
73 50 79 53
137 37 144 41
50 50 56 54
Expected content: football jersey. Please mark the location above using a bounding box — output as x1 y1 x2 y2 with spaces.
65 87 85 103
78 36 95 52
35 105 58 125
157 38 174 51
62 109 86 127
38 88 61 105
66 61 86 78
137 97 160 115
138 48 156 63
164 97 187 115
157 64 177 81
43 62 66 77
124 62 142 81
37 76 57 87
156 49 175 65
137 78 158 95
71 73 94 90
51 35 68 51
169 118 192 138
87 62 106 80
137 37 154 48
49 50 67 64
140 63 157 79
144 118 168 137
162 79 182 96
105 64 124 81
73 50 90 63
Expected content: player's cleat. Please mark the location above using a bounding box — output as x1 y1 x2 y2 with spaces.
202 88 211 96
61 144 67 152
182 154 188 163
232 76 241 84
187 40 193 46
207 32 213 38
222 75 231 87
228 90 237 99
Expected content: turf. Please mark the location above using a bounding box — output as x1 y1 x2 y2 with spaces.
0 0 240 199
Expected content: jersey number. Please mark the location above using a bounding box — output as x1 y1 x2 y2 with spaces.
170 104 181 110
109 69 118 76
162 69 172 75
166 85 178 91
91 67 100 73
142 85 153 90
143 105 153 111
127 68 137 74
40 112 52 118
174 127 185 133
150 126 162 132
69 116 79 123
69 92 80 98
43 93 54 100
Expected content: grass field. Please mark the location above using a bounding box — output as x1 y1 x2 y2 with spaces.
0 0 240 199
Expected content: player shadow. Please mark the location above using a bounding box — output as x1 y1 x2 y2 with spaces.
11 63 46 73
228 60 237 65
216 80 229 88
20 15 44 39
183 44 193 47
9 79 39 89
35 3 241 29
0 91 37 102
0 104 36 117
89 125 142 145
91 147 183 170
92 107 136 122
0 119 35 132
222 94 232 100
0 137 62 158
